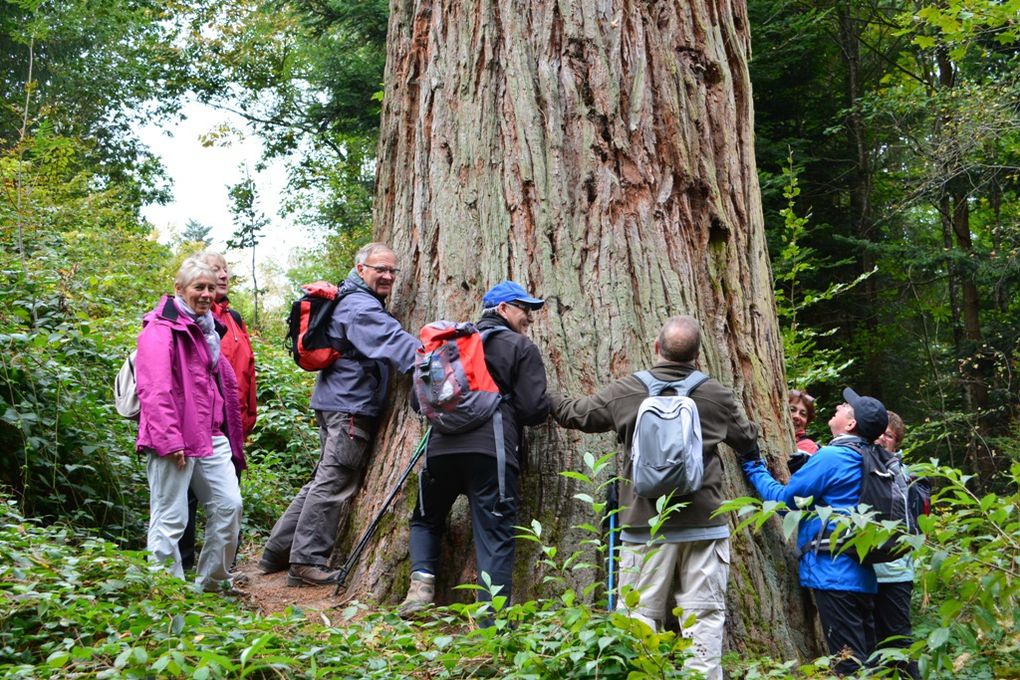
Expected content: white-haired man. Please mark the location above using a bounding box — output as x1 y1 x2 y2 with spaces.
261 242 420 586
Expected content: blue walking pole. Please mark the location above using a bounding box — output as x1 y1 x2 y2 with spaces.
605 479 619 611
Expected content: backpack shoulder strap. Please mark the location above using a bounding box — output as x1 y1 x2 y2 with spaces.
480 326 508 341
634 369 709 397
841 437 891 468
675 370 710 397
334 285 358 305
479 326 510 399
228 308 245 330
634 370 669 397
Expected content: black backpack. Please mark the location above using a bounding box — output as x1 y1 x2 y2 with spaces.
907 475 932 528
805 437 911 565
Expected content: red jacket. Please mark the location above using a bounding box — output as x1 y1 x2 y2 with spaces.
212 299 257 437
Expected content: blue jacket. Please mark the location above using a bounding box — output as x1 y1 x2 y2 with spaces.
309 272 420 417
743 435 878 594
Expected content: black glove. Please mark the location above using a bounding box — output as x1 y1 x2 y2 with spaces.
787 451 810 474
740 443 763 465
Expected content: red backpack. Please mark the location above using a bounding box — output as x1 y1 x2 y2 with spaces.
413 321 511 506
285 281 351 371
413 321 505 431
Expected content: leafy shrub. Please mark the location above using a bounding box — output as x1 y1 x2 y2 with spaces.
0 277 147 543
242 340 320 537
908 462 1020 679
0 499 698 679
0 135 173 546
720 460 1020 678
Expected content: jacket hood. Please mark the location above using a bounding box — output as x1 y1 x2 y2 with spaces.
341 270 387 305
142 295 227 337
828 434 870 448
649 359 698 374
477 311 515 334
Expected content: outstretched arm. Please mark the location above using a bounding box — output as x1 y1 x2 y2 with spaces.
346 308 421 374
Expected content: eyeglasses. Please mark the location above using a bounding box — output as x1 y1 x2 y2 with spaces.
506 301 534 314
361 264 400 275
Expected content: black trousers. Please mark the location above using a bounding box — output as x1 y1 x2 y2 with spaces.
873 581 921 679
812 588 875 676
408 453 518 603
179 468 242 571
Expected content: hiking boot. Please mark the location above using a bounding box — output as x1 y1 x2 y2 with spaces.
287 563 341 587
398 571 436 617
258 550 289 574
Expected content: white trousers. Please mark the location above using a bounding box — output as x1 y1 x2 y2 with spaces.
147 436 242 592
618 538 730 680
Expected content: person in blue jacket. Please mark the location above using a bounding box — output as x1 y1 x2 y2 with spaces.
260 242 421 586
742 387 888 676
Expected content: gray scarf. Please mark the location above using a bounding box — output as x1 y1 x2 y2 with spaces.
174 295 221 367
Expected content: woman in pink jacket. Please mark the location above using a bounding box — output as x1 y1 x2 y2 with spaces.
135 256 244 593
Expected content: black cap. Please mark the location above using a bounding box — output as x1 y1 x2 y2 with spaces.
842 387 889 441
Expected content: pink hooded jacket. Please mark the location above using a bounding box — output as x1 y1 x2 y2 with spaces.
135 296 246 472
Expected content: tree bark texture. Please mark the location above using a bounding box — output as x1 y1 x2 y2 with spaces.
337 0 822 661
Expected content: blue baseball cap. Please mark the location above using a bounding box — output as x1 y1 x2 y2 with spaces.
482 280 545 309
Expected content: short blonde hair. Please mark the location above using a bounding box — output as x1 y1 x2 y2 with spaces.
175 255 216 291
198 250 227 270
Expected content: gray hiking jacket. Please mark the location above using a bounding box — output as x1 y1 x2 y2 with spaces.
309 272 420 418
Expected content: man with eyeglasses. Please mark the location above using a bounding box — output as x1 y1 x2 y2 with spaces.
260 242 420 587
399 280 551 617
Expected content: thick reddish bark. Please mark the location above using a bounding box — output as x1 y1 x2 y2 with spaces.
334 0 823 661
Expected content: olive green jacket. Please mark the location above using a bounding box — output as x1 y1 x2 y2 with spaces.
552 360 758 534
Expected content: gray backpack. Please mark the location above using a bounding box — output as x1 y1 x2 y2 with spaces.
114 350 140 419
630 370 709 498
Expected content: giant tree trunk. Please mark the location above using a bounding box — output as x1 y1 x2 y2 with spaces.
337 0 822 661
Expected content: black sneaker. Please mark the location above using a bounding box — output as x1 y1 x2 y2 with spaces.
258 551 289 574
287 563 341 587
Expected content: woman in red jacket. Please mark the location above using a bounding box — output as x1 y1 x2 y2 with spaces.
789 389 818 454
136 256 244 592
201 251 257 437
787 388 818 473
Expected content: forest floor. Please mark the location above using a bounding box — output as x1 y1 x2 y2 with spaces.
232 552 353 623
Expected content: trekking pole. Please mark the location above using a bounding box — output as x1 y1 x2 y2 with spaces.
333 427 431 596
605 479 619 611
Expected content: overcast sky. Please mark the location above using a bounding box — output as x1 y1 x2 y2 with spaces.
138 100 302 282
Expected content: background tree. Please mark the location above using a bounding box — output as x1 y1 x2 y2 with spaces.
181 218 213 246
181 0 385 250
748 0 1020 478
333 0 824 660
227 172 268 327
0 0 201 206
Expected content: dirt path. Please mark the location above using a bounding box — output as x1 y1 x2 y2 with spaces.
233 554 356 623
